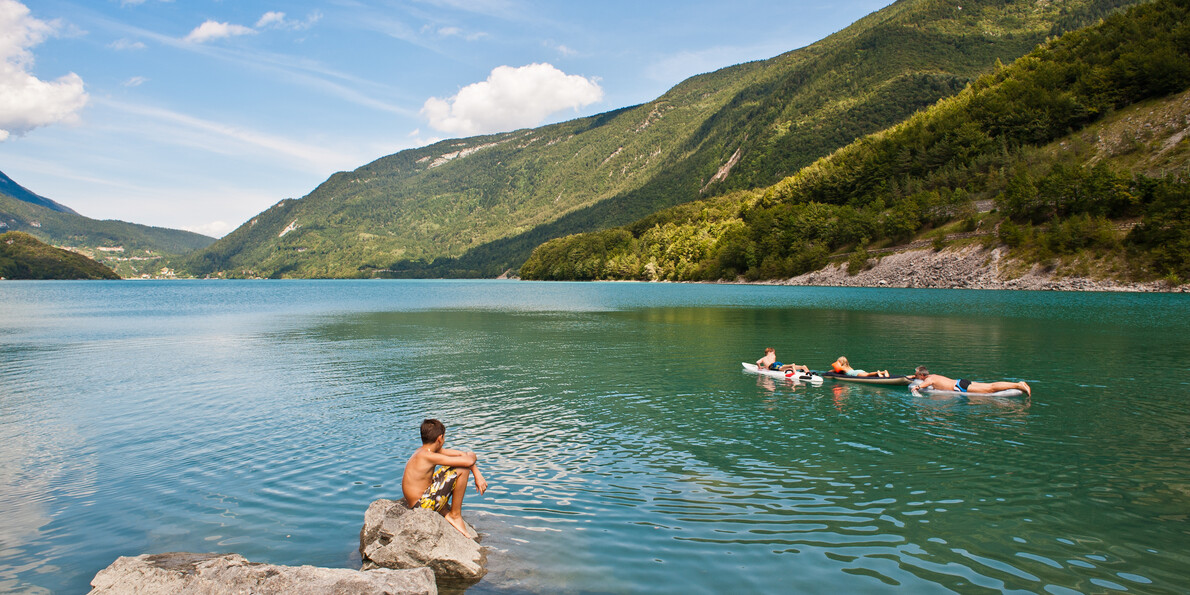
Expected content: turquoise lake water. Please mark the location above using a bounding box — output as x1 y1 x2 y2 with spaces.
0 280 1187 594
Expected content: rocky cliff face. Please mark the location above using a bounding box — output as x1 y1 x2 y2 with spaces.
777 245 1184 292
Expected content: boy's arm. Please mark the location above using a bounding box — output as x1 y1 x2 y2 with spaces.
440 448 488 494
439 447 479 464
425 450 477 468
471 465 488 495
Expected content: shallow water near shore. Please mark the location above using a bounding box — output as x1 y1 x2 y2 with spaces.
1 280 1187 594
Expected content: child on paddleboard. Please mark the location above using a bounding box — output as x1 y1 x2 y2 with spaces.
757 347 810 374
401 418 488 538
831 356 890 377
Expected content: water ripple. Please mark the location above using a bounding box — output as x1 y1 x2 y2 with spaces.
0 282 1186 594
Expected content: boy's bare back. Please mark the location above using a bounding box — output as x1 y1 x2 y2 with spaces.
401 446 438 504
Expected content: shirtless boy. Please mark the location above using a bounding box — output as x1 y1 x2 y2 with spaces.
910 366 1031 396
401 418 488 537
757 347 810 373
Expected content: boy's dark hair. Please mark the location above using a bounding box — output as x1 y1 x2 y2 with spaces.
420 418 446 444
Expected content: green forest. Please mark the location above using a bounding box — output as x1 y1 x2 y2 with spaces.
175 0 1143 279
0 232 120 280
520 0 1190 284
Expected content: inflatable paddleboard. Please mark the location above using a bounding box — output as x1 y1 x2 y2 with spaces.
820 371 912 385
742 362 824 384
908 379 1025 398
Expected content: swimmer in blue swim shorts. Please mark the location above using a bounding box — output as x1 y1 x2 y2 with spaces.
910 366 1031 396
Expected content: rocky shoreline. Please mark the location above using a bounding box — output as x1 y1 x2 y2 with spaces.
764 245 1186 292
87 499 486 594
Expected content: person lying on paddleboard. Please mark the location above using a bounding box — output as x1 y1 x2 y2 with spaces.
831 356 890 377
910 366 1031 397
757 347 810 374
402 418 488 538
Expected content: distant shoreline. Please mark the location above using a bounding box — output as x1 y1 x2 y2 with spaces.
74 245 1188 292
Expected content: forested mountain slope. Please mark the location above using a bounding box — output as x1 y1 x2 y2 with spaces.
0 193 214 255
0 172 216 278
180 0 1138 278
0 232 120 280
519 0 1190 284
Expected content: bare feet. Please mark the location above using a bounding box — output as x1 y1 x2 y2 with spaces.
444 512 472 539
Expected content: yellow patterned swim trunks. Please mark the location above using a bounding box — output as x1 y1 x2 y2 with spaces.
414 466 458 513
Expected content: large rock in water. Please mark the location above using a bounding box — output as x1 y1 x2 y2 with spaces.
88 552 436 594
359 499 485 582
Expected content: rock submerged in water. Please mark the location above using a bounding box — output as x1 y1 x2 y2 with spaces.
87 552 436 595
359 498 485 583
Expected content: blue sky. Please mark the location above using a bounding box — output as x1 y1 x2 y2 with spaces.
1 0 892 237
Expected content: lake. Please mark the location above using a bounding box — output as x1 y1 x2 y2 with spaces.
0 280 1186 594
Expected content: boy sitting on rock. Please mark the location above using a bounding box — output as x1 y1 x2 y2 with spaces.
401 418 488 538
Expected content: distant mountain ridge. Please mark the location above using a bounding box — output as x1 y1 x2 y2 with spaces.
180 0 1145 279
0 170 215 277
0 170 76 214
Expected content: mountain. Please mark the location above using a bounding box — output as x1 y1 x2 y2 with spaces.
0 170 216 278
180 0 1143 279
0 170 77 214
0 231 120 280
519 0 1190 284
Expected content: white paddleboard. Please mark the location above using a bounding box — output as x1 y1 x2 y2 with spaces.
742 362 824 384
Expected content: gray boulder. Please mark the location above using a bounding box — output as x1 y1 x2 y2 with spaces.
88 552 436 595
359 499 485 582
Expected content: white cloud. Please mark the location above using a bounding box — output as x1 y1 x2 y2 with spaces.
0 0 89 141
418 0 520 19
422 63 602 136
549 42 577 57
99 98 362 172
185 20 256 43
122 76 147 87
113 19 413 118
109 38 146 51
256 11 321 31
438 26 486 41
185 220 233 238
257 12 286 28
406 128 441 148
